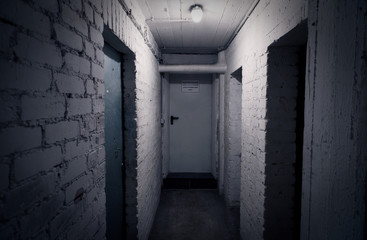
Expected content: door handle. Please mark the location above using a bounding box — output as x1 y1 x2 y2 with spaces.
170 116 179 125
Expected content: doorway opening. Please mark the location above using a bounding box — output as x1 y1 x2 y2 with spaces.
264 21 307 239
103 28 137 239
163 73 217 189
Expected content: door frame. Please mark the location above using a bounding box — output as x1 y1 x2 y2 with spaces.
103 28 137 239
104 42 124 239
161 73 220 178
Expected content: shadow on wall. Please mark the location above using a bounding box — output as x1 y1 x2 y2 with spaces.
223 66 242 207
264 21 307 240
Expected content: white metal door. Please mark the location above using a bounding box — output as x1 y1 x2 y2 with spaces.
169 74 212 173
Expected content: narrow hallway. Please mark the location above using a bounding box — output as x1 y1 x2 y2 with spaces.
149 190 240 240
0 0 366 239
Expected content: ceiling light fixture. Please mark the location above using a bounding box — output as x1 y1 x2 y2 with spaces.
190 5 203 23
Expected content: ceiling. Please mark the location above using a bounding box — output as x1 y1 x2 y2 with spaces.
136 0 256 54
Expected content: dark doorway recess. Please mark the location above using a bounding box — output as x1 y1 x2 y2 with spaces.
294 44 306 240
264 20 307 240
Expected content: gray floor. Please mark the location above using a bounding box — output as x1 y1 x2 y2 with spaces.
149 190 240 240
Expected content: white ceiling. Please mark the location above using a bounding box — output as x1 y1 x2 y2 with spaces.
136 0 256 53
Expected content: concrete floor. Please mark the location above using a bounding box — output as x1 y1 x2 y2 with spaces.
149 190 240 240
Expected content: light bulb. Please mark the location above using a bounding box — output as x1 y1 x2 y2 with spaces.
191 5 203 23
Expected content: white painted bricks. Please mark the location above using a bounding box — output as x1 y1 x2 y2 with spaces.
0 0 106 238
225 0 308 239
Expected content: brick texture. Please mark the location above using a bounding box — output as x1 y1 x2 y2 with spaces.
0 0 161 239
224 0 308 239
0 0 106 239
14 146 63 181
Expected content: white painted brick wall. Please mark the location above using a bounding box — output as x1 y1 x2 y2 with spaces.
65 174 89 203
225 0 366 239
45 121 79 143
84 3 94 23
14 147 63 181
54 23 83 51
21 95 65 120
61 156 88 185
65 53 91 75
65 140 90 160
0 61 52 91
0 1 51 38
225 0 308 239
90 26 104 47
92 62 104 80
15 33 62 67
3 174 57 219
61 4 88 36
85 40 95 59
67 98 92 116
0 127 42 156
301 0 367 239
0 0 107 238
55 73 85 94
20 194 63 238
